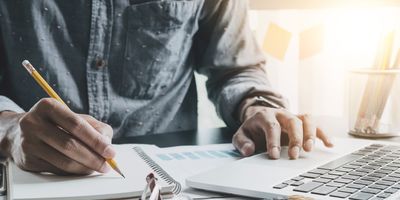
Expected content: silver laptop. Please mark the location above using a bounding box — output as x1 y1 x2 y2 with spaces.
187 138 400 200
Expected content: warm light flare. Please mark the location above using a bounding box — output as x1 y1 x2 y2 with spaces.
324 7 399 68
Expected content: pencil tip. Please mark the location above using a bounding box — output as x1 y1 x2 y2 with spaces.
119 171 126 178
114 167 125 178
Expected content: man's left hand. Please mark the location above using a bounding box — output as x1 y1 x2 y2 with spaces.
232 106 333 159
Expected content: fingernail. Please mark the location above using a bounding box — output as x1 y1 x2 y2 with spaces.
103 145 116 158
290 146 300 159
305 139 314 151
240 143 254 156
100 163 111 173
100 135 112 145
270 146 280 159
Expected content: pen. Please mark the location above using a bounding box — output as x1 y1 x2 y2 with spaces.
21 60 125 178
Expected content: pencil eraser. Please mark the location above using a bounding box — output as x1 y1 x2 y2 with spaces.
22 60 30 66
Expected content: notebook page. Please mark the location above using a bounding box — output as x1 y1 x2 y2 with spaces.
11 144 173 200
142 144 241 198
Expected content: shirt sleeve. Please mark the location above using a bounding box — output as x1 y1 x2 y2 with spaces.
0 26 25 114
194 0 288 129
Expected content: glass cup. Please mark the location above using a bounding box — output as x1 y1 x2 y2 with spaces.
348 68 400 138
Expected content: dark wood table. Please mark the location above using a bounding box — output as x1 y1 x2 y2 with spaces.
112 127 236 147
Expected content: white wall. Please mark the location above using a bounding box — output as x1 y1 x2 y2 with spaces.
197 7 400 129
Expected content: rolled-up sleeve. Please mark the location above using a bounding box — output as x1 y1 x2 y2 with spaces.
0 96 24 113
0 27 24 114
194 0 288 129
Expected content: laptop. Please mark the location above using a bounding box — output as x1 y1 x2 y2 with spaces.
186 137 400 200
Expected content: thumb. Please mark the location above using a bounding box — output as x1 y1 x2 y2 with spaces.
232 128 255 156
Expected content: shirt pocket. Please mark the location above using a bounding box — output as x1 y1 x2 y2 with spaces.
120 0 196 99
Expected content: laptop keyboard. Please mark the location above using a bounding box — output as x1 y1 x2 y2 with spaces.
273 144 400 200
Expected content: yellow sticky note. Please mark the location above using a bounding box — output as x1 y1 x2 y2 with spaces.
263 23 292 61
299 24 325 60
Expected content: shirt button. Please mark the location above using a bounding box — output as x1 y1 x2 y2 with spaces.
95 59 106 69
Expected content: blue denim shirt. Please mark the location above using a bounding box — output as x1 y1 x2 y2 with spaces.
0 0 286 137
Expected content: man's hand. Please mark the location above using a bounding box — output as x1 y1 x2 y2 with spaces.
4 98 115 175
233 106 333 159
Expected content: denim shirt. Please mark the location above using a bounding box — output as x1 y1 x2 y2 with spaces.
0 0 287 137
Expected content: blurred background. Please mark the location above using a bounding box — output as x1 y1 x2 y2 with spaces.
197 0 400 129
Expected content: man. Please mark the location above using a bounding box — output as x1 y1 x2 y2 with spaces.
0 0 333 175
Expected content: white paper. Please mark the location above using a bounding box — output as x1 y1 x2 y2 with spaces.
142 144 242 198
11 144 173 200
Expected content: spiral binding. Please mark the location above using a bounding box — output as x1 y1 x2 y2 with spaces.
133 146 182 194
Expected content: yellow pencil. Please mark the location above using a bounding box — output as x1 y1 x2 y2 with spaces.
21 60 125 178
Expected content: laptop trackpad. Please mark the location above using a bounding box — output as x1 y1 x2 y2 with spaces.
186 138 374 198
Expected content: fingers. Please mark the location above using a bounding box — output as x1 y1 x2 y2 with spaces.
232 128 255 157
33 98 115 159
36 122 110 173
29 141 95 175
17 99 113 175
317 127 334 147
298 114 317 152
18 135 94 175
235 104 333 161
276 111 303 159
79 114 113 140
260 112 281 159
19 156 67 175
233 108 283 159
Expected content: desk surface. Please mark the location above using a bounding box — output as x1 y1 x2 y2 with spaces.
14 117 400 200
113 115 400 147
113 127 235 147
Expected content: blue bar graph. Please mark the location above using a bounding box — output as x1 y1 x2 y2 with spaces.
156 149 240 161
169 153 185 160
156 154 173 161
182 152 200 160
195 151 214 158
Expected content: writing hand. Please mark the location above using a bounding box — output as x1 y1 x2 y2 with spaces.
7 98 115 175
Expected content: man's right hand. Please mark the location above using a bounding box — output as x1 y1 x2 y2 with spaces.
1 98 116 175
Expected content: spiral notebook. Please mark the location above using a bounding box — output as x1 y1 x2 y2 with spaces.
9 144 179 200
